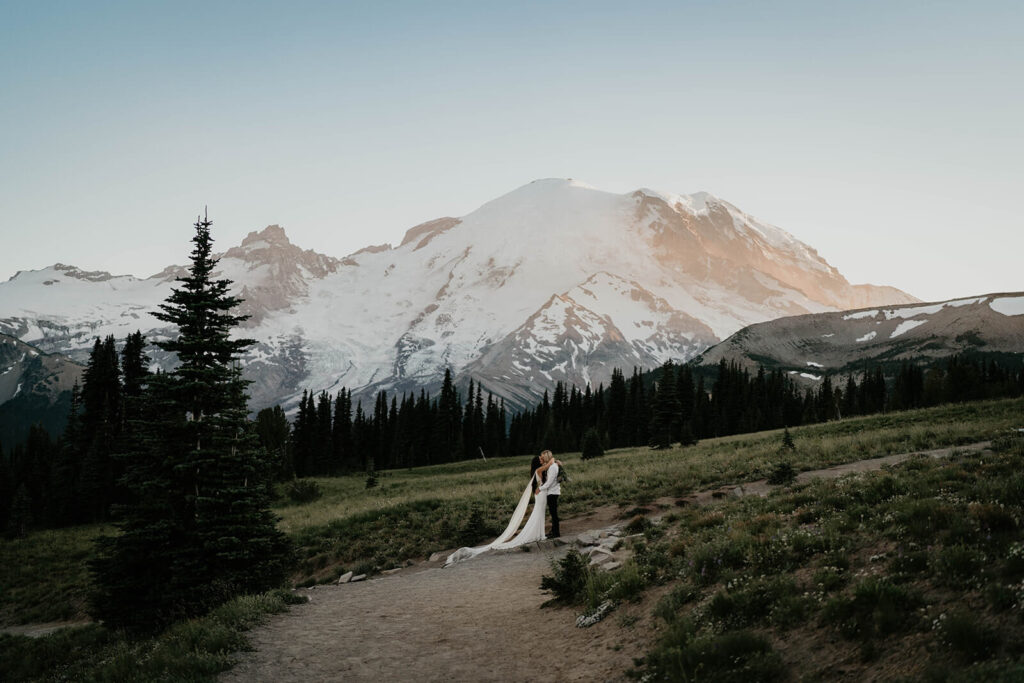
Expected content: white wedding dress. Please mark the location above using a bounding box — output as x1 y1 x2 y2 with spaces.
445 475 548 566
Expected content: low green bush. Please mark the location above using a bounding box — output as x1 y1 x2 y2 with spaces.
640 627 786 683
284 478 322 503
540 550 591 606
936 611 1000 662
821 577 921 640
934 545 986 589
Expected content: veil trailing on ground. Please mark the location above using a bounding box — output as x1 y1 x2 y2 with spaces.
444 479 548 566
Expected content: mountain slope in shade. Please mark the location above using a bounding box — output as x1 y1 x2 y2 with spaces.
0 179 917 412
0 334 83 446
691 292 1024 383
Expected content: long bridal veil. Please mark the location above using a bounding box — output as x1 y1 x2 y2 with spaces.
445 479 548 566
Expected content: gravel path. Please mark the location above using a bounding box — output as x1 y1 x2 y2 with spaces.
223 543 647 683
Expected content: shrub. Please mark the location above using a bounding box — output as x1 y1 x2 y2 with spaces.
580 427 604 460
705 575 800 630
624 515 651 534
588 561 646 607
858 474 906 505
780 427 796 452
889 548 930 579
540 550 590 605
936 611 1000 662
767 462 797 486
897 498 954 541
458 507 491 547
284 479 322 504
641 628 787 683
653 582 699 622
688 539 749 585
822 577 921 640
933 545 985 589
813 566 848 592
969 503 1017 534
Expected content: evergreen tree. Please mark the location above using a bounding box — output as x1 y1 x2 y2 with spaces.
580 427 604 460
648 361 680 449
0 438 10 531
315 391 333 474
433 369 461 462
333 388 352 470
78 336 122 522
8 482 33 538
50 384 81 526
91 212 292 632
606 368 628 448
255 405 291 480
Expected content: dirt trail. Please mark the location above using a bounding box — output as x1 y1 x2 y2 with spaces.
684 441 991 504
223 539 649 683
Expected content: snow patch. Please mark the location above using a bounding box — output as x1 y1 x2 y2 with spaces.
789 371 822 381
890 320 927 338
844 310 878 321
856 331 877 343
990 295 1024 317
806 361 823 368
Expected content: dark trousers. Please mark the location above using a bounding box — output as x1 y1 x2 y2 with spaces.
548 494 560 537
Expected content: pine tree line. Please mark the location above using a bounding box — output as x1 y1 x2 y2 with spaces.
510 355 1024 454
4 338 1022 538
0 332 149 535
277 372 510 477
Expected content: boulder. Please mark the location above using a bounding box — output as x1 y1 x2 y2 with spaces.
337 571 354 584
351 574 367 582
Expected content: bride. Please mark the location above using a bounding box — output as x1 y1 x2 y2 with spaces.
445 452 558 566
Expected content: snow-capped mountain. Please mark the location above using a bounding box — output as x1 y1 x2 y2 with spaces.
0 179 917 412
691 292 1024 383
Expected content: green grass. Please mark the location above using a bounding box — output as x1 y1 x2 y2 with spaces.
619 422 1024 679
0 524 109 624
282 398 1024 582
0 589 305 682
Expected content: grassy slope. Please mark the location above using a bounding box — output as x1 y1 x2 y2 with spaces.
1 397 1021 680
614 431 1024 680
283 398 1024 584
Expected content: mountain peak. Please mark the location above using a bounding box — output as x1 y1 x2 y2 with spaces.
239 224 293 249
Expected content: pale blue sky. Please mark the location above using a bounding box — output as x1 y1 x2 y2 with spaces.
2 1 1021 302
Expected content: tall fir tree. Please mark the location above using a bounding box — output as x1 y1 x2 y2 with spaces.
91 212 292 632
648 361 681 449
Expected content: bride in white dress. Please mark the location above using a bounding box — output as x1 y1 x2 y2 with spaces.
445 453 558 566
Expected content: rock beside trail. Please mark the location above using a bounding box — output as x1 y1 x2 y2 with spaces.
572 524 634 572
